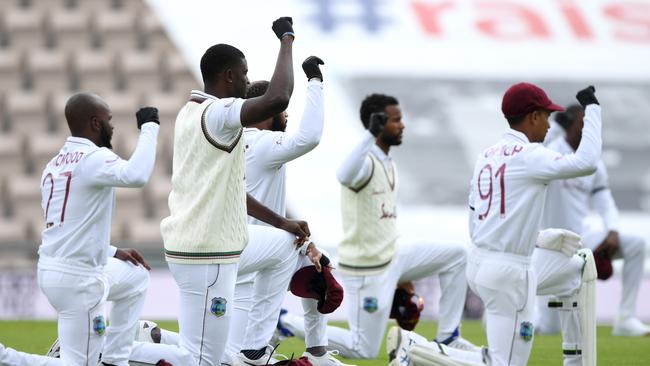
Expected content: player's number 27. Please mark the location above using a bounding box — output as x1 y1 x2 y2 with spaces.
42 171 72 226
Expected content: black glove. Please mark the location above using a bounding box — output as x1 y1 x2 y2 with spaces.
136 107 160 129
368 112 387 137
302 56 324 81
272 17 294 40
576 86 599 107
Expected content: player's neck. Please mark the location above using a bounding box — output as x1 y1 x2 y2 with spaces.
376 140 390 155
204 85 228 99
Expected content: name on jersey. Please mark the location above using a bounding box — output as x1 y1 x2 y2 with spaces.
54 151 84 167
483 144 523 158
380 203 397 219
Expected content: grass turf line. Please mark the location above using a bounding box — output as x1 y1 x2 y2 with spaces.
0 320 648 365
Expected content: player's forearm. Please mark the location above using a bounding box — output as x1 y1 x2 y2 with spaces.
293 80 324 148
571 104 602 174
273 81 324 164
336 131 374 188
592 189 620 231
246 193 286 228
118 123 159 187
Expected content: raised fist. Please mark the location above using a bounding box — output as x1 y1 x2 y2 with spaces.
368 112 387 137
272 17 294 40
302 56 324 81
576 86 599 107
136 107 160 129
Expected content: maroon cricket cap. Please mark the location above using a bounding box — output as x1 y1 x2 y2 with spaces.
594 254 613 280
501 82 565 118
290 265 343 314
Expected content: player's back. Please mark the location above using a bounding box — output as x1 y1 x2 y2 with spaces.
39 137 113 273
469 130 550 257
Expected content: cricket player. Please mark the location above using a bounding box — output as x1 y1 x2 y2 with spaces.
467 83 602 366
229 58 352 366
0 93 163 366
536 105 649 337
160 18 314 366
320 93 477 360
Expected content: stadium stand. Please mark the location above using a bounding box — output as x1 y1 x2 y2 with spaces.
0 0 201 263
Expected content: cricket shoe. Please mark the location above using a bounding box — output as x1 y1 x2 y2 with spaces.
269 308 295 347
238 346 285 365
301 350 356 366
613 317 650 336
45 338 60 358
135 320 161 343
437 328 482 353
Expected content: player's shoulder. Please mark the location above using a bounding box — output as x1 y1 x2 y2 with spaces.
245 128 283 145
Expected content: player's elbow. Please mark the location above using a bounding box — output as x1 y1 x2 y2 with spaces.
266 94 290 115
125 171 151 187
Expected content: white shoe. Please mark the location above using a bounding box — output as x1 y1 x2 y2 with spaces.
302 350 356 366
613 317 650 336
238 346 283 365
386 326 415 366
445 336 482 353
45 338 60 358
135 320 160 343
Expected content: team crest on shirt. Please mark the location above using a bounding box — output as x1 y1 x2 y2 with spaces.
363 297 378 313
93 315 106 336
211 297 227 317
520 321 534 342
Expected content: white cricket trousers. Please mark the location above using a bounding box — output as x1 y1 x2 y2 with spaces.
168 262 238 366
466 247 536 366
0 258 148 366
246 253 326 348
327 241 467 359
225 224 301 356
537 230 646 333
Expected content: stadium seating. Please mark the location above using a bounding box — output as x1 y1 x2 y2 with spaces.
0 0 201 257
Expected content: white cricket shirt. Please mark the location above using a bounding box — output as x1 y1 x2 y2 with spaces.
244 80 324 223
468 105 602 257
542 137 619 234
38 123 159 275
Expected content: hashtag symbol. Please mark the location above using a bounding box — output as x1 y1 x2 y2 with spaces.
306 0 390 33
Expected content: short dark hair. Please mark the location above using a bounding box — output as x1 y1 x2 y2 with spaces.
359 93 398 129
245 80 270 99
506 114 527 126
200 44 245 84
555 104 583 130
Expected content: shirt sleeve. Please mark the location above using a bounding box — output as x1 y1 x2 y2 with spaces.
256 80 324 169
590 160 620 231
526 104 602 182
204 97 245 145
108 245 118 258
84 123 159 187
336 131 375 189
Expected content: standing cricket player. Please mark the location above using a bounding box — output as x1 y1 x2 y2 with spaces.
536 104 649 337
0 93 161 366
326 93 477 360
466 83 602 366
160 18 312 366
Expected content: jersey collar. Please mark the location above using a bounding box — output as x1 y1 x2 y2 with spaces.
66 136 95 147
504 128 530 144
190 90 217 101
370 143 392 162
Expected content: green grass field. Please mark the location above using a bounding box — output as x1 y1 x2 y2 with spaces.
1 320 648 365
